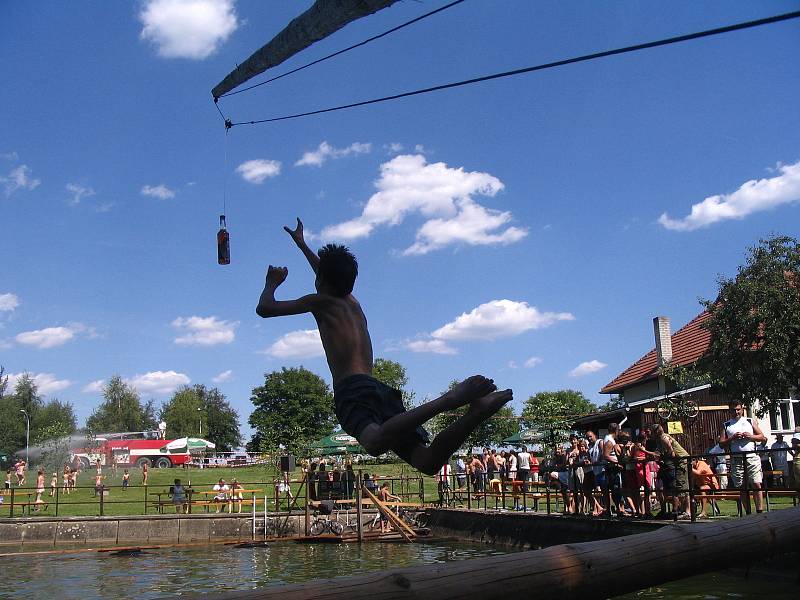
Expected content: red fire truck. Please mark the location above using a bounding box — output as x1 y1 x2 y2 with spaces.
71 431 192 469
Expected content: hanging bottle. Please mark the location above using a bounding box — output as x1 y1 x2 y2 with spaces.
217 214 230 265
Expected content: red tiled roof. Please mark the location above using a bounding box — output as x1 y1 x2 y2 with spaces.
600 311 712 394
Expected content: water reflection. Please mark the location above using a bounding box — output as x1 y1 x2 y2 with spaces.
0 542 512 600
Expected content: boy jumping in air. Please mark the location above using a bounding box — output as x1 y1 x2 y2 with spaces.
256 218 512 475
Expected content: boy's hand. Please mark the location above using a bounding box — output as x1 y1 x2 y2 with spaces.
284 218 304 245
266 265 288 287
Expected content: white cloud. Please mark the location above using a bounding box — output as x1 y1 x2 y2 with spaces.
384 143 404 153
139 0 238 59
431 300 574 342
7 372 72 396
404 198 528 255
404 339 458 355
321 154 527 254
82 380 105 393
127 370 190 395
66 183 95 206
1 152 19 160
13 322 94 348
264 329 325 359
295 141 372 167
172 316 237 346
212 369 232 383
659 160 800 231
0 293 19 312
2 165 40 196
236 159 282 184
141 184 176 199
524 356 543 368
15 326 76 349
569 360 607 377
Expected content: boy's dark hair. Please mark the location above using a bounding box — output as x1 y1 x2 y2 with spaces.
317 244 358 296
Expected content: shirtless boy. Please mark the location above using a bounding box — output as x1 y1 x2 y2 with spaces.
256 218 512 475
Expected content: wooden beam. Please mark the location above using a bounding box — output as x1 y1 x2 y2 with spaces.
212 0 399 98
361 486 415 541
181 507 800 599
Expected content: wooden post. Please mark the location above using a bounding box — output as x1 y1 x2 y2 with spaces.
195 507 800 600
264 494 268 541
9 488 14 518
143 484 148 515
304 473 310 537
466 468 471 511
356 470 363 543
55 484 59 517
251 492 256 540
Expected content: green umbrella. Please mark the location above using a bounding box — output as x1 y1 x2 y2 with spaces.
309 432 364 455
502 429 544 445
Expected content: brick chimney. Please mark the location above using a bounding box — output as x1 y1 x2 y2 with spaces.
653 316 673 367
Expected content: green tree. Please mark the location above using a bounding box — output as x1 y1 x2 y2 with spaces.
428 381 518 449
248 367 336 454
160 385 241 451
86 375 157 433
0 374 77 456
521 390 596 446
373 357 415 408
697 235 800 415
32 399 77 444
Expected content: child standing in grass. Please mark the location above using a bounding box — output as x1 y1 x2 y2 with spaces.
62 465 71 495
35 470 45 506
4 470 10 491
49 473 57 497
122 469 130 491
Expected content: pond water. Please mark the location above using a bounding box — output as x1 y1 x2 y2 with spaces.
0 541 512 599
0 541 796 599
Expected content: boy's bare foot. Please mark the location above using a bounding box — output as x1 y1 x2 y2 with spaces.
468 389 513 418
440 376 497 410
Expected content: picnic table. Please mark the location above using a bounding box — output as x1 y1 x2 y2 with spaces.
3 490 44 516
193 489 263 513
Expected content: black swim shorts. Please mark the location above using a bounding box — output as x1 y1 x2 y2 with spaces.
334 374 430 446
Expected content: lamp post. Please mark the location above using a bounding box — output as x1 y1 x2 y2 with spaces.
198 407 202 437
19 409 30 464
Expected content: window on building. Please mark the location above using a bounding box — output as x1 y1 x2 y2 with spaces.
768 397 800 433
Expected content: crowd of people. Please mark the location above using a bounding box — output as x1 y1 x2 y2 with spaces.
439 402 800 520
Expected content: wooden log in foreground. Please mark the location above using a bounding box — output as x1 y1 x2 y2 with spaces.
177 507 800 600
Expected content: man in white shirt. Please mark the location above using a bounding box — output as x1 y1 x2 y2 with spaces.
517 446 531 492
720 402 766 513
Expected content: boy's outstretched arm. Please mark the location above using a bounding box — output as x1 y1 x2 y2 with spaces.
256 265 320 317
284 218 319 274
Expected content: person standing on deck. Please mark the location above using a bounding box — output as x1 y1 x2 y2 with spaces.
771 433 790 485
517 446 531 492
720 401 766 513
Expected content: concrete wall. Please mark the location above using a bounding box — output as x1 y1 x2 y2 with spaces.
0 512 305 549
426 508 663 549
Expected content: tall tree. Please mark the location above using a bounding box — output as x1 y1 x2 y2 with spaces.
428 381 518 449
521 390 597 446
86 375 157 433
698 235 800 414
160 385 241 451
373 358 415 408
248 367 336 454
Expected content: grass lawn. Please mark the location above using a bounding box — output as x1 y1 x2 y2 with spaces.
2 462 796 519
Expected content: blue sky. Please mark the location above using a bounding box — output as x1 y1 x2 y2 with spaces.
2 1 799 441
